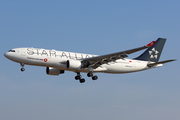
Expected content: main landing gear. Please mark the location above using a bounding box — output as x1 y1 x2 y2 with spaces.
20 63 25 71
75 72 98 83
75 72 85 83
87 72 98 80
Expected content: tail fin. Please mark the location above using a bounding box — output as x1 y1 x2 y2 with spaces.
135 38 166 62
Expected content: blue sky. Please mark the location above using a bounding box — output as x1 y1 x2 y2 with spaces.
0 0 180 120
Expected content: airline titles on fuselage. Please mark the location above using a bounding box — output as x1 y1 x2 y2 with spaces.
27 48 94 60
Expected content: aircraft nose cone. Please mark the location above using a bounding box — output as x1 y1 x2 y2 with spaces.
4 52 11 59
4 52 8 58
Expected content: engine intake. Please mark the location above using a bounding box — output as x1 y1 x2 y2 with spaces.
46 67 65 75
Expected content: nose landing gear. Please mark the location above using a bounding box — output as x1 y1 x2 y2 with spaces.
20 63 25 71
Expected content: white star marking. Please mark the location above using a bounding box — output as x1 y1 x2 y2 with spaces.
149 48 159 59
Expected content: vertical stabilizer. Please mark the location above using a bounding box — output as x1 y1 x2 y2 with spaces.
135 38 166 62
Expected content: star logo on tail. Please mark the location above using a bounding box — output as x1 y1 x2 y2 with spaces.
149 48 159 59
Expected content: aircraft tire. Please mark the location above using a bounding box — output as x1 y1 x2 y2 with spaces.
87 73 93 77
79 79 85 83
92 75 98 80
75 76 80 80
21 68 25 71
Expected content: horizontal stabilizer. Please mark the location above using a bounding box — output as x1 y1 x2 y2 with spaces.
147 59 176 67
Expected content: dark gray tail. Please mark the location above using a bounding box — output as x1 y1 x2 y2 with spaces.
135 38 166 62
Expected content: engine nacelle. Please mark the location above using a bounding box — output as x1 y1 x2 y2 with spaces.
66 60 82 69
46 67 65 75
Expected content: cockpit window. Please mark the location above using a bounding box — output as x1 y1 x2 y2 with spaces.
8 50 15 52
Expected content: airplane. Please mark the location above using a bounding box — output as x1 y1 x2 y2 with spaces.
4 38 176 83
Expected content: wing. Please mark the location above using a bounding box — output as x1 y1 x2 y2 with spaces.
82 41 156 69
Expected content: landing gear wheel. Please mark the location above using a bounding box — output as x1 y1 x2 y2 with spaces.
21 68 25 71
75 72 81 80
92 75 98 80
87 72 93 77
79 79 85 83
75 76 81 80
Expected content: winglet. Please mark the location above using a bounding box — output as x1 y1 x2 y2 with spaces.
146 41 156 47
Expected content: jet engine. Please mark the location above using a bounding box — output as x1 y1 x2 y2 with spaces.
66 60 82 69
46 67 65 75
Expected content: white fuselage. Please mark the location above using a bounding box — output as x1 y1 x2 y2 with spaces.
4 48 162 74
